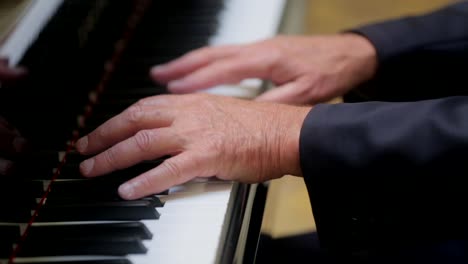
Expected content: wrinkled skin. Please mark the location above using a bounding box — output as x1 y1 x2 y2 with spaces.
77 94 310 200
151 34 377 105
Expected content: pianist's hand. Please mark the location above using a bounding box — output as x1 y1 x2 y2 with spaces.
151 34 377 105
76 94 310 200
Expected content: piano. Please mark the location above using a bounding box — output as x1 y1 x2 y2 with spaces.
0 0 286 263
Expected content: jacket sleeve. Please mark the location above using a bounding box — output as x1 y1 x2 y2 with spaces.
347 2 468 101
353 1 468 63
300 97 468 250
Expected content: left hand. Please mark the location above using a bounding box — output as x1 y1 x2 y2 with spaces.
151 34 377 105
76 94 310 200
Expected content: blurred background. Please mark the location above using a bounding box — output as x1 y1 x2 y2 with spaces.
261 0 454 240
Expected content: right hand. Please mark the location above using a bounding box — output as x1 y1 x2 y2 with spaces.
76 93 310 200
151 34 378 105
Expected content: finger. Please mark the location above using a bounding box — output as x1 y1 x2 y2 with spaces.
76 105 175 155
150 45 241 83
166 57 271 94
118 152 203 200
255 79 312 104
80 128 181 177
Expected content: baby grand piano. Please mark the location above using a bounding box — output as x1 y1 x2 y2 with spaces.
0 0 287 263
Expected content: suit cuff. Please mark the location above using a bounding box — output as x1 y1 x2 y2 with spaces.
348 17 420 63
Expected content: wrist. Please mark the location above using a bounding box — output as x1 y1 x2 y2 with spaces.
276 105 312 177
341 33 378 83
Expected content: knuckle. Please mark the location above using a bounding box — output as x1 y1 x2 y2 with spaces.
161 160 182 181
134 130 154 153
96 126 107 140
139 173 155 191
126 104 144 124
103 148 118 169
267 46 283 64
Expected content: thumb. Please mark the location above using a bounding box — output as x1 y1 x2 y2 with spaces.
255 81 307 104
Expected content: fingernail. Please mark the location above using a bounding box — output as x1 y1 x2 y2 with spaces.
80 158 94 176
151 65 166 75
13 137 27 153
119 183 135 200
76 136 88 152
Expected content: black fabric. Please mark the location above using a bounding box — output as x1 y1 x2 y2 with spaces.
298 1 468 262
301 98 468 253
349 1 468 102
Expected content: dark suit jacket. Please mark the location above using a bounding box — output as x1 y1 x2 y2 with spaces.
299 2 468 262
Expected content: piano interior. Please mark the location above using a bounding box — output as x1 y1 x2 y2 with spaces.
0 0 281 263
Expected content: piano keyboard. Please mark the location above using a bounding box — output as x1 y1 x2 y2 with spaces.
0 0 285 263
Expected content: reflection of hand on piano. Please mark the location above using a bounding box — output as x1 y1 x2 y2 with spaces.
76 93 311 200
151 34 377 105
0 57 27 85
0 116 27 175
0 58 28 175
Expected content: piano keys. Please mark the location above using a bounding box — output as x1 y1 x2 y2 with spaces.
0 0 285 263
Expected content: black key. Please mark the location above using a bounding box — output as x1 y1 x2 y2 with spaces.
0 225 21 240
141 196 165 207
62 150 92 164
58 160 163 180
27 222 152 240
13 150 63 179
1 195 38 210
21 150 62 165
100 87 164 100
19 236 147 256
16 259 132 264
48 179 123 198
105 75 155 92
36 200 160 222
87 97 139 118
0 240 13 258
0 209 32 222
0 225 20 258
46 195 164 208
1 180 44 221
3 180 45 198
